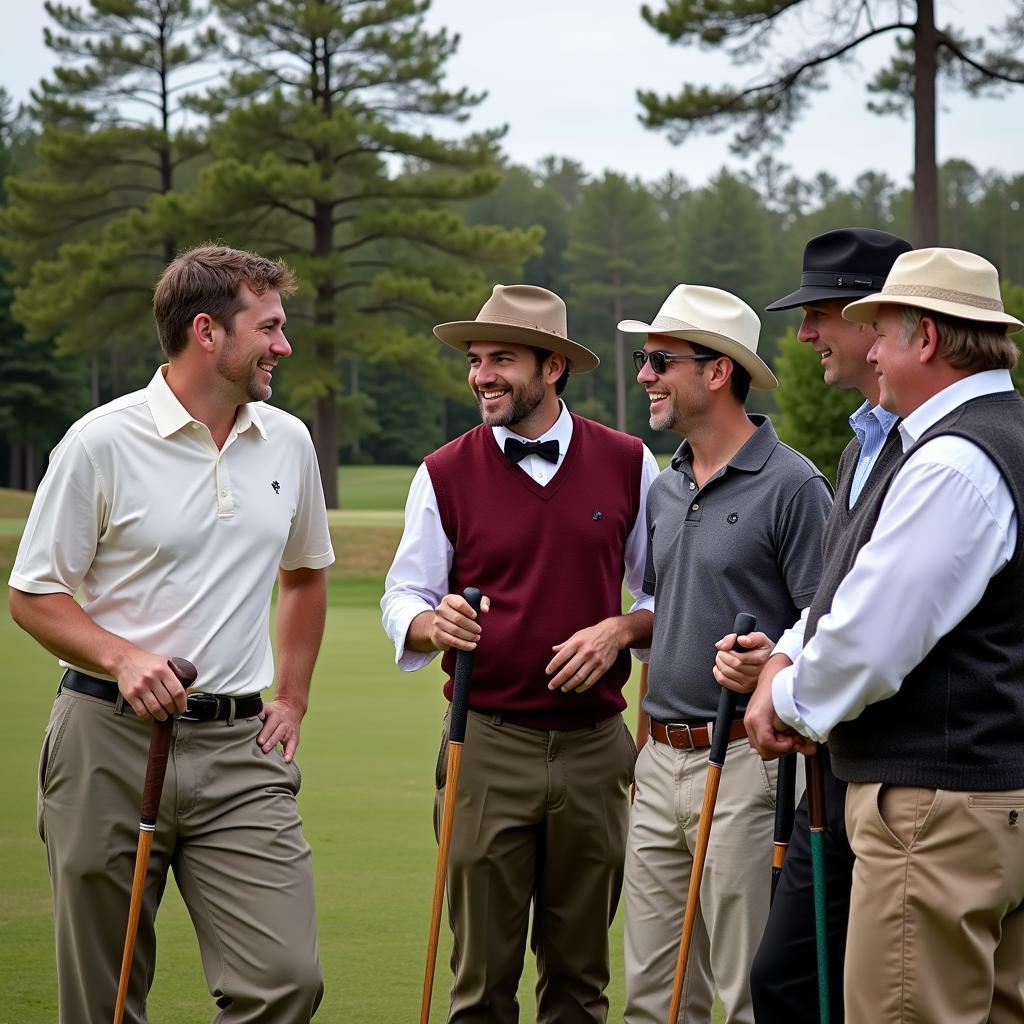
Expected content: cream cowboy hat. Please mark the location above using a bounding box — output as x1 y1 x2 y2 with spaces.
842 248 1024 334
617 284 777 390
433 284 600 372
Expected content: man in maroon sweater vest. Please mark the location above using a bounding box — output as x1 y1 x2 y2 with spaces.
382 284 659 1023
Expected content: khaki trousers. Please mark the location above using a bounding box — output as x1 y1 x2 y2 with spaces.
845 781 1024 1024
623 735 784 1024
38 687 323 1024
434 709 636 1024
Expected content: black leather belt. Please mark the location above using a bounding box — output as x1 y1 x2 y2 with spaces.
61 670 263 722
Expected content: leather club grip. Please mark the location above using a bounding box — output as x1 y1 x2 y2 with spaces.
138 658 197 827
708 612 757 766
449 588 482 745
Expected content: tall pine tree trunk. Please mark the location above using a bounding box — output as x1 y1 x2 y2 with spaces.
613 290 626 432
913 0 939 247
312 195 338 508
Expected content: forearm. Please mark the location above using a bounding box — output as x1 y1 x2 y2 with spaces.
405 609 437 653
274 568 327 713
9 589 137 677
605 609 654 651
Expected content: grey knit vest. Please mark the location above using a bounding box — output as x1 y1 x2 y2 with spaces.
817 390 1024 790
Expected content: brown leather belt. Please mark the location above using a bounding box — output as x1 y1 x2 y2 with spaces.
61 670 263 722
648 716 747 751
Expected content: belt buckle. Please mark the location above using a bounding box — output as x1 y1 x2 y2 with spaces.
182 692 221 722
664 723 695 750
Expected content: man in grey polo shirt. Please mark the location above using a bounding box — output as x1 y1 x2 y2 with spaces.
618 284 831 1024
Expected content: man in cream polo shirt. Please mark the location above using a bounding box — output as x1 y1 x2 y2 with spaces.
9 245 333 1023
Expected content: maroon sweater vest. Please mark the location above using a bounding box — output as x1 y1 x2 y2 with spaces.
424 415 643 729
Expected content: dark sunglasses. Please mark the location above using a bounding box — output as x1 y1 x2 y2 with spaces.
632 350 715 374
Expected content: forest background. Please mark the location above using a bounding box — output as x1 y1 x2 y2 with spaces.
2 0 1024 503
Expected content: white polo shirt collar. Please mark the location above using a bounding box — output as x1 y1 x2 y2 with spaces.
146 366 268 441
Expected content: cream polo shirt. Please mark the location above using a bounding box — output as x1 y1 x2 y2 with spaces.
10 367 334 696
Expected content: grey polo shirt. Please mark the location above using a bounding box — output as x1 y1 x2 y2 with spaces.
643 415 832 722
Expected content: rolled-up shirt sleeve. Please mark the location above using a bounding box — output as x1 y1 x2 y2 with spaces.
381 463 453 671
772 608 807 664
9 430 107 596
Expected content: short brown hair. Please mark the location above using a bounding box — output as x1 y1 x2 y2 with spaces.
900 307 1019 373
153 244 298 357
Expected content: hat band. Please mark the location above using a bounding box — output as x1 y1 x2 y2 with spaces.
800 271 884 290
478 311 566 337
880 282 1004 313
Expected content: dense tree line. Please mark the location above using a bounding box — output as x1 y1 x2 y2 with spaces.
2 2 1024 500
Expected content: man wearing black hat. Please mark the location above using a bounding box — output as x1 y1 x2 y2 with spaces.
714 228 910 1023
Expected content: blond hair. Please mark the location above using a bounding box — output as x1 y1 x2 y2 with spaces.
900 307 1019 372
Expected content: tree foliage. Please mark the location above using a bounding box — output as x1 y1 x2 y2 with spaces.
0 0 218 395
773 328 861 484
638 0 1024 245
566 173 675 431
181 0 540 505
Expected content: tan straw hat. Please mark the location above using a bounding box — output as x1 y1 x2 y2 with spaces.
843 247 1024 334
433 284 600 372
618 284 777 390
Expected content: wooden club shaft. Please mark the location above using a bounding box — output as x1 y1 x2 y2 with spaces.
420 741 464 1024
667 763 723 1024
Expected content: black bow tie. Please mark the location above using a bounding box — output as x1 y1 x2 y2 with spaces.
503 437 560 465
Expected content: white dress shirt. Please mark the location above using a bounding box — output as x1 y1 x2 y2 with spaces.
773 370 1018 742
381 402 659 670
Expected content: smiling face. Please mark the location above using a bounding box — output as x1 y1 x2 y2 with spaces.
798 299 878 398
466 340 560 436
215 284 291 403
635 334 713 434
867 304 919 415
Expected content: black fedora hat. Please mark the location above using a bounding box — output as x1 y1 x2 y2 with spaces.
766 228 912 311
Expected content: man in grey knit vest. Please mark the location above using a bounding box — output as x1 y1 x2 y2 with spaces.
745 247 1024 1024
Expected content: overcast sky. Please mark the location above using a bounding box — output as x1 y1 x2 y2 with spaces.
4 0 1023 190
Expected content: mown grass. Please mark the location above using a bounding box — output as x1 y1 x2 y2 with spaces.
2 468 724 1024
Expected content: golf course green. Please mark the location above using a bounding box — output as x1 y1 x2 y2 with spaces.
0 470 725 1023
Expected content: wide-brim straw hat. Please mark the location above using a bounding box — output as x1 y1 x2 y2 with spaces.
843 247 1024 334
618 284 778 390
433 284 600 372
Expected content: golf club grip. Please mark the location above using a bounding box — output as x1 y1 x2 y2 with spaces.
449 587 482 745
708 612 757 766
138 658 198 826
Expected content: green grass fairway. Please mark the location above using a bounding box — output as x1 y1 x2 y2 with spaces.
1 590 646 1023
2 469 725 1023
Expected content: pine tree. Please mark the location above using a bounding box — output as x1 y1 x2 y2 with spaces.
0 88 89 487
638 0 1024 246
185 0 540 506
0 0 219 399
566 173 675 433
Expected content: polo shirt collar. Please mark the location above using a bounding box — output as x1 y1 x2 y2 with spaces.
670 414 777 474
146 366 268 440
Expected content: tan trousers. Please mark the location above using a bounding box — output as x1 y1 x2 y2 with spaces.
623 735 785 1024
845 781 1024 1024
38 687 323 1024
434 709 636 1024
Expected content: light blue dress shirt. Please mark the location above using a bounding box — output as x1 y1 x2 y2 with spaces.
847 400 899 507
